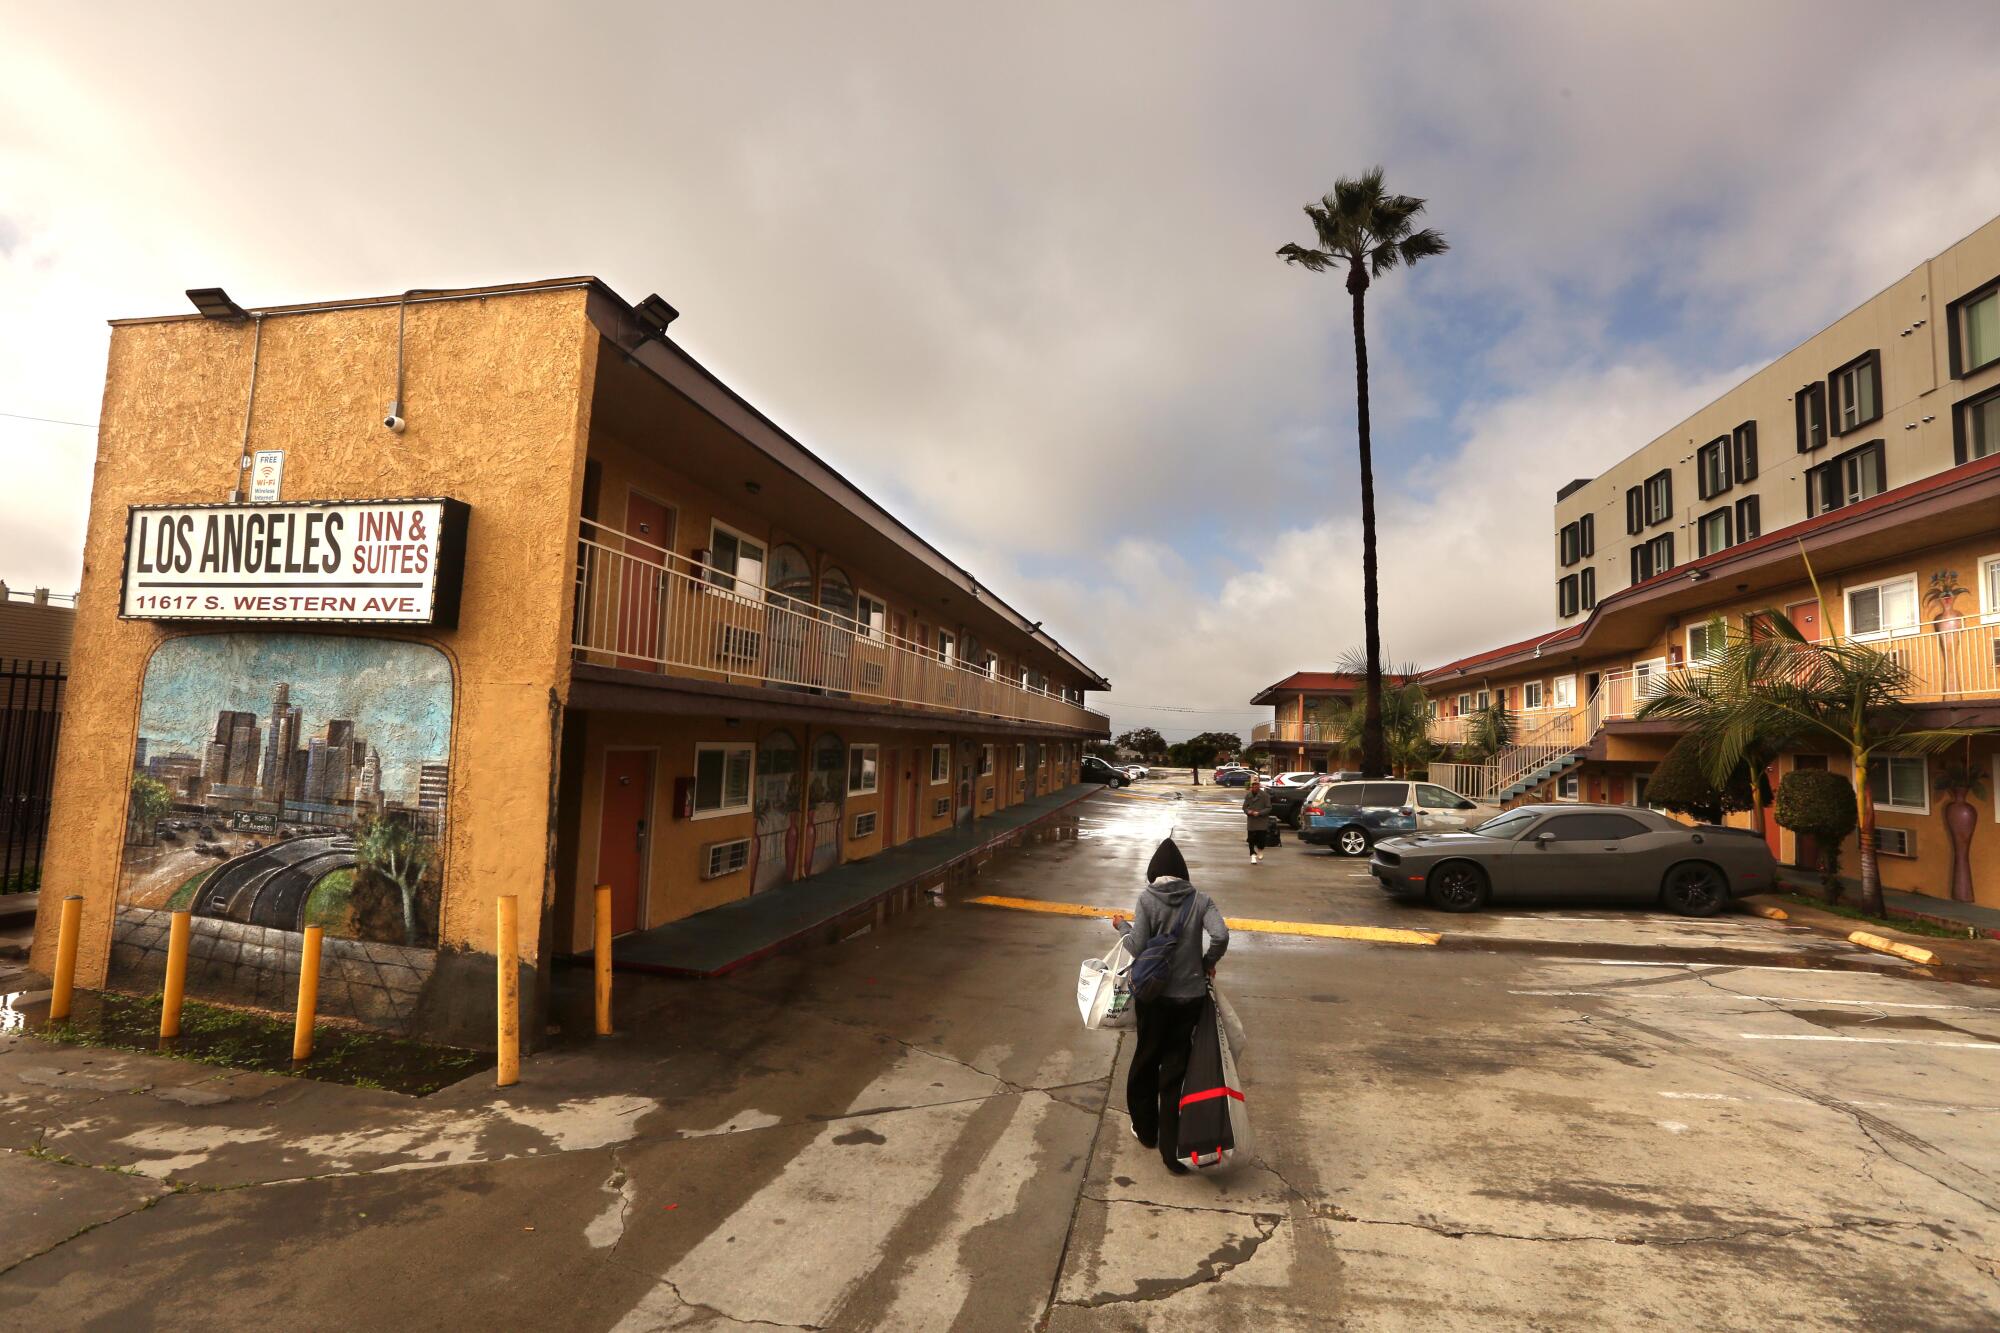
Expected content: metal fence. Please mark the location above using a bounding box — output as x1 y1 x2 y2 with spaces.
1 659 66 892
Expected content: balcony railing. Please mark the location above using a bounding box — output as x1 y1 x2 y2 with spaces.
1249 720 1349 746
572 518 1107 733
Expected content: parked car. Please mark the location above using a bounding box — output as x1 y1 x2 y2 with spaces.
1213 767 1256 787
1120 764 1150 780
1368 803 1776 915
1265 781 1324 828
1082 755 1132 787
1299 780 1498 857
1269 771 1324 788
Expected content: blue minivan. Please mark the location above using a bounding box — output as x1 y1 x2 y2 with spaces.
1299 779 1494 858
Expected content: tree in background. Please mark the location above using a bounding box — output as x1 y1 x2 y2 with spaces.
1170 731 1243 784
1085 740 1118 760
1645 736 1755 824
128 773 172 845
1321 675 1435 776
1279 167 1448 778
1114 728 1170 762
1775 769 1859 901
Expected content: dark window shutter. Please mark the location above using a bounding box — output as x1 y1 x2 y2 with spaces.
1626 486 1644 534
1580 513 1594 557
1581 567 1595 609
1734 421 1758 481
1736 494 1760 541
1697 446 1712 501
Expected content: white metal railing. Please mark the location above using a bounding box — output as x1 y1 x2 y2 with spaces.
1251 720 1349 745
572 518 1107 733
1428 761 1500 801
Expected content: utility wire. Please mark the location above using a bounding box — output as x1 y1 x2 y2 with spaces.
0 410 98 429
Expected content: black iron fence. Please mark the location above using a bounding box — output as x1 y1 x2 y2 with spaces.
2 659 66 893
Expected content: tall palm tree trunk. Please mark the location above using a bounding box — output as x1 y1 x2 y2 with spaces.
1349 266 1387 778
1853 756 1883 915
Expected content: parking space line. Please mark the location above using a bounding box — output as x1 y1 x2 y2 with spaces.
1510 990 1989 1010
967 895 1440 946
1737 1034 2000 1050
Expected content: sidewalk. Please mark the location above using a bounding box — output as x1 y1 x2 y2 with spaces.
1774 867 2000 940
607 782 1103 977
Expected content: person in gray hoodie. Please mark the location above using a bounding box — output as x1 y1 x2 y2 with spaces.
1113 836 1229 1174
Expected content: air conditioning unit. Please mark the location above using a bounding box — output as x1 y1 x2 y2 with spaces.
1876 826 1914 858
703 837 751 878
851 811 878 840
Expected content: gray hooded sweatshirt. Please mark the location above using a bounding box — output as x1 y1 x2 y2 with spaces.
1120 878 1229 1001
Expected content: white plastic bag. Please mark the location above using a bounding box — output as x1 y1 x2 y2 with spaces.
1078 937 1134 1030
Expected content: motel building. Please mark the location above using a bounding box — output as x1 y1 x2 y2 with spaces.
1257 211 2000 912
1243 671 1413 775
30 278 1109 1046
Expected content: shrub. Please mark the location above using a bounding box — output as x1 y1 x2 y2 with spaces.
1775 768 1858 900
1646 738 1752 823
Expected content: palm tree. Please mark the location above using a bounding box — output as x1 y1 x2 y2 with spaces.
1465 698 1514 764
1279 168 1448 778
1635 617 1797 840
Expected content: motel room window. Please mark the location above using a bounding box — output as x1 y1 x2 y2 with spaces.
1522 680 1545 710
1731 420 1759 482
1687 619 1724 665
1559 522 1581 568
930 743 950 784
1957 384 2000 465
847 743 879 796
1643 469 1673 525
818 567 858 629
1016 745 1026 771
1696 436 1731 499
1735 494 1761 543
1555 772 1582 802
981 745 995 777
1557 575 1579 618
1795 381 1828 452
937 630 957 665
1580 566 1596 610
1948 275 2000 378
1579 513 1594 558
1806 441 1885 516
767 543 813 609
1980 554 2000 624
1845 574 1919 641
1866 754 1929 814
983 651 999 679
854 593 888 643
1456 693 1472 715
1624 485 1644 535
1475 690 1491 711
1552 675 1576 708
693 743 754 817
706 522 766 594
1829 350 1882 436
1697 506 1731 558
1631 532 1674 584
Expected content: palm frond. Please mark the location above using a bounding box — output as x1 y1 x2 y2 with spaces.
1277 241 1336 272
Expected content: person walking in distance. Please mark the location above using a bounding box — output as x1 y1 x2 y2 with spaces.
1242 777 1274 863
1113 837 1229 1175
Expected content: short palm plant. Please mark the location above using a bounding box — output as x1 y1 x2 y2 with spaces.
1635 617 1797 840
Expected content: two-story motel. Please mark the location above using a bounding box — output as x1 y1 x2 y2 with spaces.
1255 213 2000 910
32 278 1109 1044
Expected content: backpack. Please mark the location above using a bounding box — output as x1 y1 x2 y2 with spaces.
1129 895 1200 1003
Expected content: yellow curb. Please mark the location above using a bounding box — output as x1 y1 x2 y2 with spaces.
1750 905 1789 921
1847 930 1937 966
967 895 1440 947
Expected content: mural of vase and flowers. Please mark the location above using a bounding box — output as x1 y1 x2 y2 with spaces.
1923 573 1982 903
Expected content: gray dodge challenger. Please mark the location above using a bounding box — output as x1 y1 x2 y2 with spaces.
1368 803 1777 915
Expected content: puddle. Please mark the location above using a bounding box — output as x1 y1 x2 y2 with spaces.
7 989 492 1095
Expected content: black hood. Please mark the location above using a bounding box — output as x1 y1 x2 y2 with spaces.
1145 837 1190 883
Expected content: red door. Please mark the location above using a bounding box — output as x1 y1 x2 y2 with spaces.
598 751 653 935
617 493 675 670
1785 600 1823 641
882 748 900 845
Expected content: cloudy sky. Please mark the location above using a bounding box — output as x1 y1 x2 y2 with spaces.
5 2 2000 740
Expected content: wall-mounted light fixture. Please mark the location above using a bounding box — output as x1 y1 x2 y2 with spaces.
186 287 247 321
635 293 680 339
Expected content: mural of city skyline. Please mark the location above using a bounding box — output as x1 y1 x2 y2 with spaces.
133 634 452 809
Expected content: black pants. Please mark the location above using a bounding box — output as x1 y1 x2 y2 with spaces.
1246 827 1271 851
1127 995 1206 1163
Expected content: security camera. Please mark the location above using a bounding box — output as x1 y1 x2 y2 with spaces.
383 404 406 434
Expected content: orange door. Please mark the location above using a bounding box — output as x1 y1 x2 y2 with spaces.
598 751 653 935
882 748 899 845
1785 600 1823 641
617 493 675 669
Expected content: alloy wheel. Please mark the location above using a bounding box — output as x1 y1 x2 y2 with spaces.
1426 863 1488 912
1662 863 1726 917
1336 828 1370 857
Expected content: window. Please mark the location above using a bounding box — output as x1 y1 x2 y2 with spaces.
1625 485 1644 535
1579 513 1594 558
1417 783 1468 809
847 743 879 795
1829 350 1882 435
1875 826 1914 858
1555 772 1581 801
1732 421 1759 482
1016 745 1026 771
983 652 999 679
1957 384 2000 465
1687 620 1723 664
1557 575 1579 618
1981 555 2000 624
1552 675 1576 708
1633 657 1668 698
1643 469 1673 525
1537 812 1647 840
851 811 878 840
1632 532 1674 584
1806 441 1885 516
855 593 888 643
1696 436 1731 499
1456 693 1472 715
1795 381 1828 452
1948 275 2000 378
980 744 994 777
1697 507 1731 557
693 743 754 817
1522 680 1545 709
1560 522 1582 568
1475 690 1490 710
937 630 957 665
818 567 857 628
1845 575 1918 641
1359 782 1410 808
933 796 949 818
702 838 751 879
1735 494 1761 543
706 522 766 593
930 743 950 784
1866 754 1929 813
1580 567 1596 610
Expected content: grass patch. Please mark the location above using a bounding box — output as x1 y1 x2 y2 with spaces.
303 867 356 932
163 866 215 912
1778 893 1982 941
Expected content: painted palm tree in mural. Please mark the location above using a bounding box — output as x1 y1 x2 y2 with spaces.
1280 168 1448 778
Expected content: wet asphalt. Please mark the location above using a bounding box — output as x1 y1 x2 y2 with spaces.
2 779 1997 1329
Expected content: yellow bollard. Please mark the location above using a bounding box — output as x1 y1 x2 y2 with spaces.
594 884 614 1036
496 895 520 1087
292 925 323 1062
160 909 192 1039
49 894 83 1022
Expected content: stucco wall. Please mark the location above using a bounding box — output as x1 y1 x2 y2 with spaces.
34 287 597 1008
